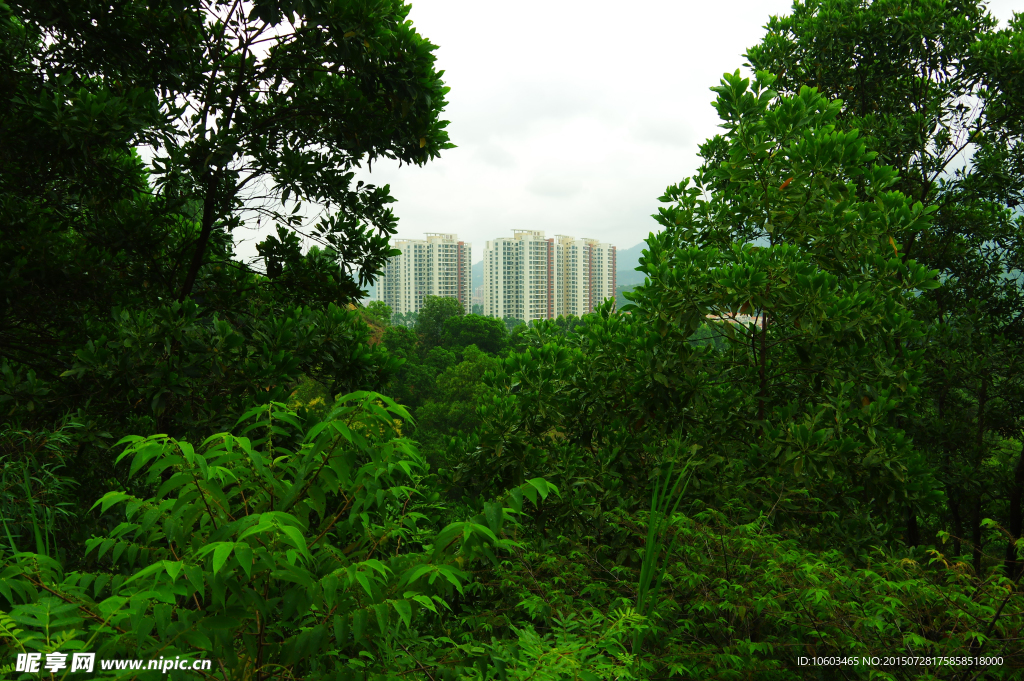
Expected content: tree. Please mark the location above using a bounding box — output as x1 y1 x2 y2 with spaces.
416 345 500 450
433 67 1024 675
255 229 368 309
393 310 419 328
463 70 943 552
363 300 393 328
161 0 452 302
379 325 435 410
640 70 945 547
1 0 450 403
62 299 399 439
687 323 728 353
0 0 436 565
746 1 1024 326
746 0 1024 570
503 315 525 333
441 314 507 354
7 0 453 305
0 0 185 387
415 295 464 348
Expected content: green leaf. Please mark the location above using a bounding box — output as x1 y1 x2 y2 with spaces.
118 561 165 589
392 599 412 630
279 525 311 560
184 564 204 597
234 543 253 578
212 543 234 575
333 614 350 647
411 594 438 614
354 571 375 600
483 501 503 533
238 519 275 541
352 609 367 645
163 561 184 583
91 492 131 513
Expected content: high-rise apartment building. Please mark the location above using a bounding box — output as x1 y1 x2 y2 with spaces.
375 233 472 315
583 238 617 315
482 231 616 323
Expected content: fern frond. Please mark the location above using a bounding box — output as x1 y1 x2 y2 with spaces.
0 610 27 652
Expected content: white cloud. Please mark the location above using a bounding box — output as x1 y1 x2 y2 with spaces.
343 0 799 257
631 116 695 149
475 143 517 169
232 0 1024 263
526 174 584 199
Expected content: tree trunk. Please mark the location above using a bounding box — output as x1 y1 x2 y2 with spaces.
757 287 770 441
973 374 988 575
973 497 983 576
906 506 920 547
758 309 767 425
1004 442 1024 578
949 490 963 557
178 172 220 303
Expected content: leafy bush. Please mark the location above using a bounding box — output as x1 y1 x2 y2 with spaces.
464 507 1024 678
0 394 559 680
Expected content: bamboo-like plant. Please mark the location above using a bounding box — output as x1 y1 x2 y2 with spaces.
0 426 78 559
632 442 698 660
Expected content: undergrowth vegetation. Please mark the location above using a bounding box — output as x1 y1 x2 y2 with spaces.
3 0 1024 679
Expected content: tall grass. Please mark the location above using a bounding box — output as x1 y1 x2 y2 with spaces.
632 442 698 660
0 425 79 559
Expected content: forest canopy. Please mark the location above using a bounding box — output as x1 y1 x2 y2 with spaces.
3 0 1024 679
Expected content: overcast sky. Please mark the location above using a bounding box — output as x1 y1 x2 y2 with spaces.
233 0 1023 264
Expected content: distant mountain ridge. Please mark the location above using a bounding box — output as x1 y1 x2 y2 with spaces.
616 241 647 286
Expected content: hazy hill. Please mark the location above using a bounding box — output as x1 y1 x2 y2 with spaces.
616 241 647 286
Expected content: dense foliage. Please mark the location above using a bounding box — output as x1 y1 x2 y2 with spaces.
4 0 1024 679
746 0 1024 576
0 0 442 553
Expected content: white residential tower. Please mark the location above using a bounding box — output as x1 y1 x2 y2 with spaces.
375 233 472 315
482 231 617 323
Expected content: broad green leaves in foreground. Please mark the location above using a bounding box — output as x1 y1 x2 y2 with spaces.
1 394 557 680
